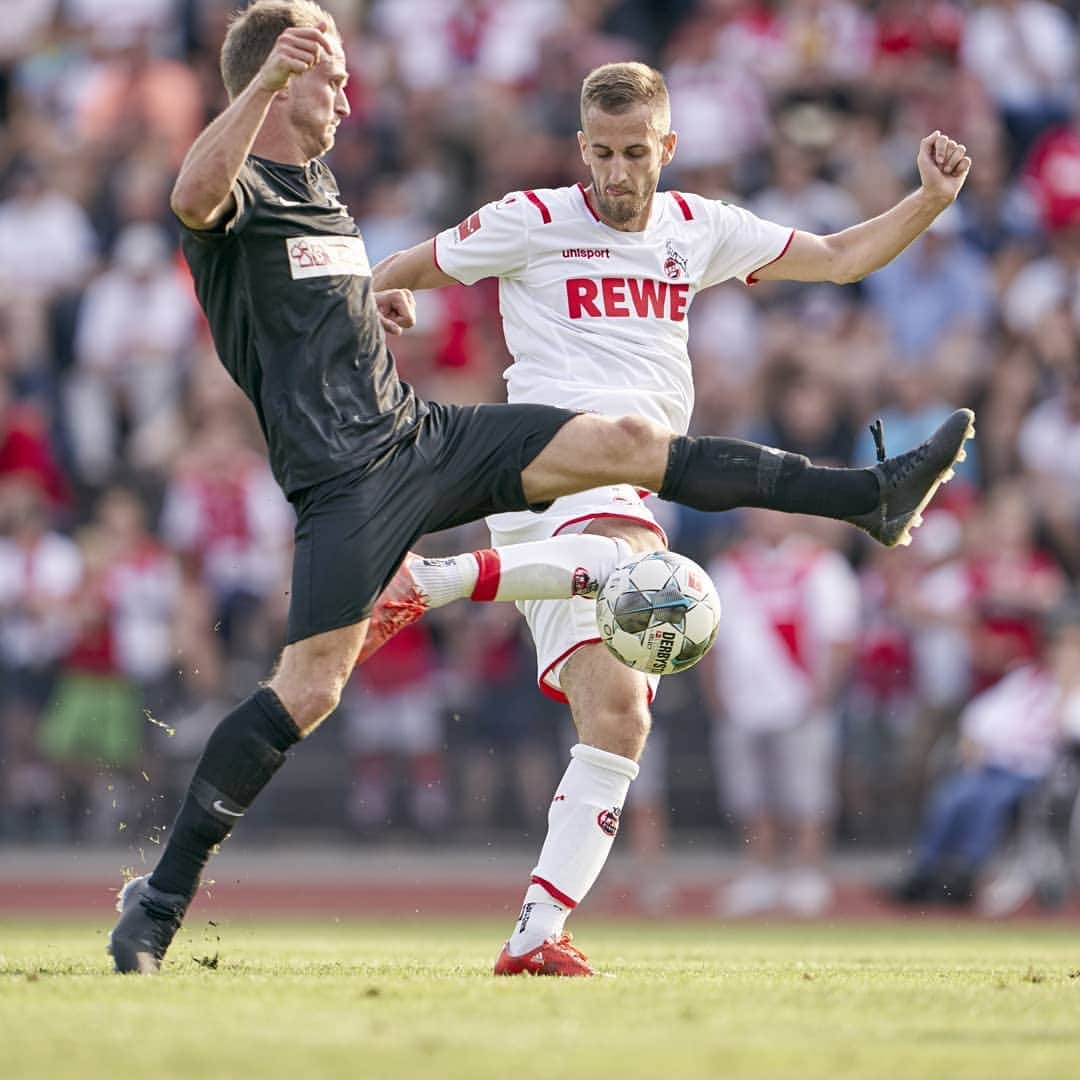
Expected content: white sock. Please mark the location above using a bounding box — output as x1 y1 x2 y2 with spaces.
410 535 631 610
507 743 639 956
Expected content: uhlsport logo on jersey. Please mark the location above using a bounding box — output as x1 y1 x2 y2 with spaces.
663 240 688 279
562 247 611 259
596 806 621 837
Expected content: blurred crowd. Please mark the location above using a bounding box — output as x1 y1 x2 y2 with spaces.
0 0 1078 911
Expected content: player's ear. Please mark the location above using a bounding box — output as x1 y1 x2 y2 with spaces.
660 131 677 166
577 130 588 164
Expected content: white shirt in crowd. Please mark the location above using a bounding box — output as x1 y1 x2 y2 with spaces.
707 536 861 731
961 663 1080 780
0 532 82 667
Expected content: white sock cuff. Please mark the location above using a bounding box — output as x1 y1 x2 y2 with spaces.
570 742 640 782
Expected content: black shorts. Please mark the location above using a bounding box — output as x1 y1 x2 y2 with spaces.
285 400 578 644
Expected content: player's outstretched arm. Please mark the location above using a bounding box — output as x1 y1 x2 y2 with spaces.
171 24 336 231
753 131 972 285
373 240 459 292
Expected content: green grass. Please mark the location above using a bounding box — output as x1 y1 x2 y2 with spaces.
2 919 1080 1079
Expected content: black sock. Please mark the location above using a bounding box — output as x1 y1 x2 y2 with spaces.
658 435 878 518
149 687 301 904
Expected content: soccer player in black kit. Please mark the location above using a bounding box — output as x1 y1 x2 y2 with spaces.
108 0 974 973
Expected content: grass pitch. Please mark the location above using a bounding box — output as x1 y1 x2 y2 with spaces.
2 919 1079 1079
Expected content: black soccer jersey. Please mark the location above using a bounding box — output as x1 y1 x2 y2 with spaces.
178 155 424 496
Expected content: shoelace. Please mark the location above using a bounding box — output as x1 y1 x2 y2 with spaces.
555 932 590 963
871 416 930 485
380 595 427 627
869 418 887 464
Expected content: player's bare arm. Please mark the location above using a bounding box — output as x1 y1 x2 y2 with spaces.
170 24 336 231
754 131 972 285
372 241 458 292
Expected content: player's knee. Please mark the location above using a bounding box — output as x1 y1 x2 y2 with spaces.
268 674 343 733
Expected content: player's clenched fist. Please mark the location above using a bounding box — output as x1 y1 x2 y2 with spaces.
258 22 336 93
375 289 416 336
916 130 972 206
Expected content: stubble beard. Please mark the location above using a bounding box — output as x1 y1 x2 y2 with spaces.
589 169 650 227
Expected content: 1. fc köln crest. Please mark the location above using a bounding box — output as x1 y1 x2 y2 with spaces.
597 807 621 837
663 240 688 279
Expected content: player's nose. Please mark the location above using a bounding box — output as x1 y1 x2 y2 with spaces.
335 88 350 117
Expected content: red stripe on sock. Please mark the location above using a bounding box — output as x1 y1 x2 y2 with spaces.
470 549 501 601
531 874 578 909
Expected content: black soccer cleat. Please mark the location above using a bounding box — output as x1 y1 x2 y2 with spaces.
108 874 188 974
846 408 975 548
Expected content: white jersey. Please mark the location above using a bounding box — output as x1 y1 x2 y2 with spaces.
707 538 860 731
434 183 792 434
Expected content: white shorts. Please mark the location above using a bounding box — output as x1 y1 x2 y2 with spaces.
487 485 668 703
713 713 837 822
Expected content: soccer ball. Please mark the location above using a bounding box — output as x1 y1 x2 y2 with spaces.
595 552 721 675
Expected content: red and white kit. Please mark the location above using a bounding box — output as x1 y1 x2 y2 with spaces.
434 184 793 698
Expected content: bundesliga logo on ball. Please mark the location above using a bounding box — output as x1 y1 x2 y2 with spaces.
595 552 721 675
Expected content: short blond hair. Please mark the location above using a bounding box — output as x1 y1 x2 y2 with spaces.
220 0 339 99
580 62 670 132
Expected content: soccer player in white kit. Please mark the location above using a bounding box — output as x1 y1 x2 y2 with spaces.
368 62 973 975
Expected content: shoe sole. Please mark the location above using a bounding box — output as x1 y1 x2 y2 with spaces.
890 409 975 548
108 939 162 975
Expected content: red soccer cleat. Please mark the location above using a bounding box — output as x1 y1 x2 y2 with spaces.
356 552 430 665
493 933 599 977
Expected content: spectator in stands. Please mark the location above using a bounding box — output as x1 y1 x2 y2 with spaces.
841 539 920 842
0 158 97 372
962 481 1067 692
0 481 81 697
74 27 203 167
705 510 860 916
341 620 449 838
160 400 292 657
66 222 196 483
953 134 1040 256
973 340 1042 488
37 487 179 839
36 524 141 840
756 359 857 465
862 206 994 370
1017 357 1080 577
960 0 1078 167
890 600 1080 906
1023 102 1080 234
0 481 81 839
662 12 770 176
0 373 69 507
442 605 564 837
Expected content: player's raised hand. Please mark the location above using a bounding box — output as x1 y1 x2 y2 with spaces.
375 288 417 335
916 130 972 206
258 22 336 93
